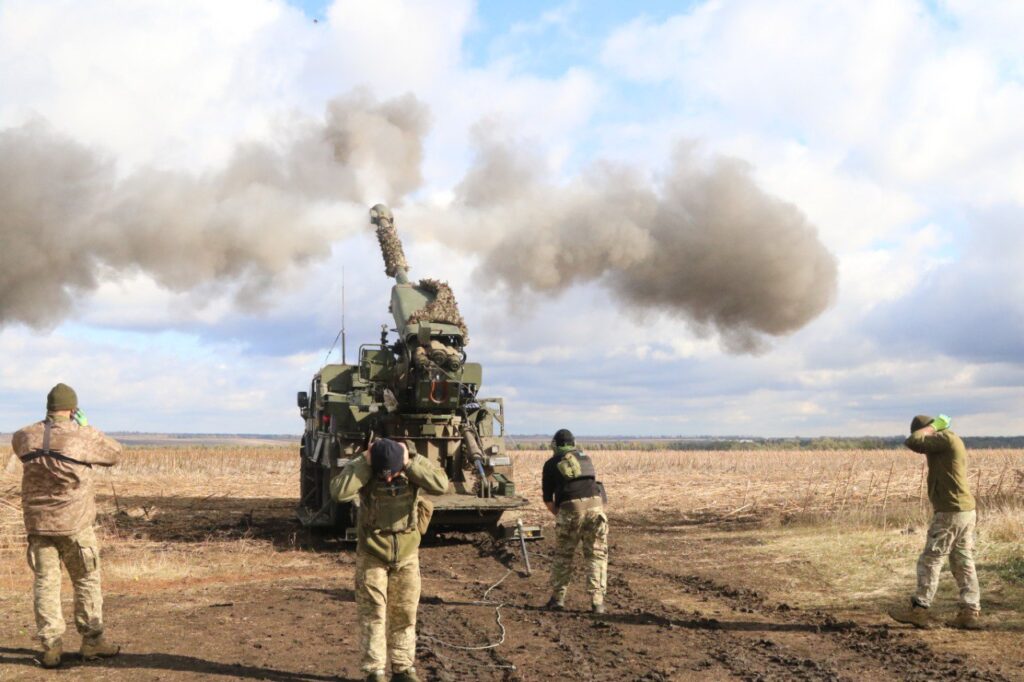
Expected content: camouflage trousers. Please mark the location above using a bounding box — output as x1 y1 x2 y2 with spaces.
354 548 420 674
914 511 980 609
551 507 608 605
26 527 104 647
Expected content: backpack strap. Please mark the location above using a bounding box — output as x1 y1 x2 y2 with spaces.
18 422 92 468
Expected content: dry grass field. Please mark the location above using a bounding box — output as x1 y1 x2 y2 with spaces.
1 446 1022 680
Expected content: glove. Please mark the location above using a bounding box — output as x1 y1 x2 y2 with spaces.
930 414 951 431
72 409 89 427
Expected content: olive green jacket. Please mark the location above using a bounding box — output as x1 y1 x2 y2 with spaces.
904 429 976 513
330 454 449 564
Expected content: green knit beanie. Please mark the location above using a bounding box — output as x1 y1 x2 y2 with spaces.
47 383 78 412
910 414 933 433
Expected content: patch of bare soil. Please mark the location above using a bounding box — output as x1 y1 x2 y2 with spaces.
0 499 1020 681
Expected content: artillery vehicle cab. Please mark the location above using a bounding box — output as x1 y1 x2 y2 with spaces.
296 204 527 535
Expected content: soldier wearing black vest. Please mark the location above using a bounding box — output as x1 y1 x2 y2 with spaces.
541 428 609 613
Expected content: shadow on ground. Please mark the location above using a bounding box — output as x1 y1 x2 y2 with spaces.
96 495 339 552
0 646 353 681
95 494 518 557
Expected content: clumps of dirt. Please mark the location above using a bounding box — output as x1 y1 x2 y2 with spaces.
837 627 1010 682
613 550 1011 682
814 612 857 632
626 562 774 612
616 507 770 530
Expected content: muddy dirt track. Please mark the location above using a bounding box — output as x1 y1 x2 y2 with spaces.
0 503 1019 681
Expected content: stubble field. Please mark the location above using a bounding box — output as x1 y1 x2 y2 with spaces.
1 445 1022 681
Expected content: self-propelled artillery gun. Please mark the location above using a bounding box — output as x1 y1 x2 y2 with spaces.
296 204 528 536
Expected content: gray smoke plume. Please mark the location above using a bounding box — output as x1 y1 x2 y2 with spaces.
448 136 838 353
3 94 836 352
0 89 428 327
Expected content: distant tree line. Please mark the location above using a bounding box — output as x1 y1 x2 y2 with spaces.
507 436 1024 451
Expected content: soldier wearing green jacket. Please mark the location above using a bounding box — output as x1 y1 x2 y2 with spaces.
889 414 982 630
331 438 449 682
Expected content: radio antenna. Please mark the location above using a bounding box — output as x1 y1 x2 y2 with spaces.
341 266 347 365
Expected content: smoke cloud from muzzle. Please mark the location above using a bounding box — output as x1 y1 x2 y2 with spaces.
447 135 838 352
0 90 429 327
2 91 836 353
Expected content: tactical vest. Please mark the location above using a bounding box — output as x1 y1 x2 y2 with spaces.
553 449 603 506
357 474 423 564
556 449 597 482
359 474 419 535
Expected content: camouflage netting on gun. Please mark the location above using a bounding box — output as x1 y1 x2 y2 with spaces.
375 221 409 278
408 278 469 345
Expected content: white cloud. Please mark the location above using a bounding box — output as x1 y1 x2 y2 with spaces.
602 0 930 143
0 0 315 170
0 0 599 185
0 325 307 432
318 0 472 93
601 0 1024 204
82 275 235 328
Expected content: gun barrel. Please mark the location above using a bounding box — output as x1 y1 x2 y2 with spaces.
369 204 409 284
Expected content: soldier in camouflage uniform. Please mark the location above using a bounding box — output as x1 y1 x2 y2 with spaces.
542 429 609 614
11 384 123 669
889 414 982 630
331 438 449 682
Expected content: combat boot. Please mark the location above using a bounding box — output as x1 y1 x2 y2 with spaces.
887 600 936 629
38 641 62 669
364 672 385 682
544 596 565 612
591 601 606 615
948 607 983 630
392 668 420 682
80 636 120 660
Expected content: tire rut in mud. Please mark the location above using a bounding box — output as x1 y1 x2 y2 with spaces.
415 599 520 682
615 558 1010 682
416 529 1011 682
417 538 720 681
415 540 522 682
495 540 805 681
609 571 844 682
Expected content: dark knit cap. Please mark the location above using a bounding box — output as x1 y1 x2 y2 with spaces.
370 438 406 477
47 383 78 412
553 428 575 447
910 415 933 433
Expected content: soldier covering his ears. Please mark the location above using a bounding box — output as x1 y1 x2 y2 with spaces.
889 414 982 630
542 428 609 614
331 437 448 682
11 383 123 669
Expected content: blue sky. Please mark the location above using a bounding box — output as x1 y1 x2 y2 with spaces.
1 0 1023 437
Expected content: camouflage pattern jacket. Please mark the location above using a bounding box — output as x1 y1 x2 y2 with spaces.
12 416 123 536
331 453 449 564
